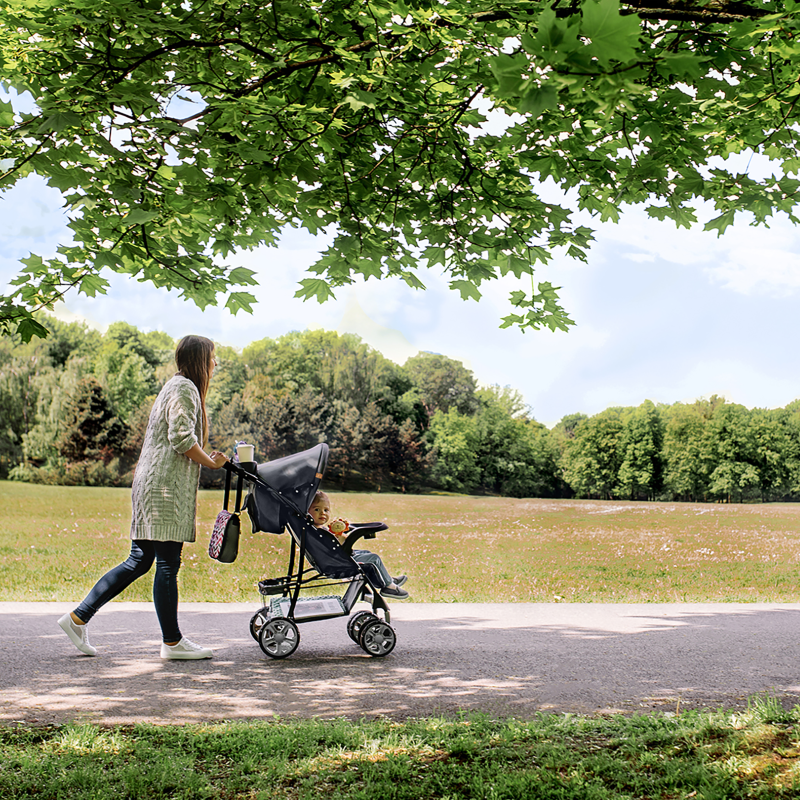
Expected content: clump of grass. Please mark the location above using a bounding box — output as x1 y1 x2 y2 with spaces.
4 481 800 603
2 700 800 799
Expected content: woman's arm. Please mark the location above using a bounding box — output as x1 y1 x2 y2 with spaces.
183 444 228 469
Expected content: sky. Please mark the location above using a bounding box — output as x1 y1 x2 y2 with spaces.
2 162 799 428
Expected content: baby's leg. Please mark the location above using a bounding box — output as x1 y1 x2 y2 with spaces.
353 549 392 588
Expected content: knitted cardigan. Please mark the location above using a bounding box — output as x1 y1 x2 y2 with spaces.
130 375 204 542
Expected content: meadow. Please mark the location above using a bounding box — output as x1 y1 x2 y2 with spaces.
3 481 800 603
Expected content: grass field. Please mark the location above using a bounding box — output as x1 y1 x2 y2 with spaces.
3 698 800 799
3 480 800 603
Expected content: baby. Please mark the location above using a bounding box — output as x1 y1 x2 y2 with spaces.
308 491 408 599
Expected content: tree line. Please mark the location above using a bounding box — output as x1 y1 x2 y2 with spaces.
2 318 800 502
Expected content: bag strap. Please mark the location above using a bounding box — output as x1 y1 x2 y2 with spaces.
223 462 232 511
233 470 244 515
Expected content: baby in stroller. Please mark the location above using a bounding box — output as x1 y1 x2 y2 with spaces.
309 491 409 599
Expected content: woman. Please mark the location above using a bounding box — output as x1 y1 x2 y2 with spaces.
58 335 228 660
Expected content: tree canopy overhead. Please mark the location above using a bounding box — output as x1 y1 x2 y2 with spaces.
1 0 797 340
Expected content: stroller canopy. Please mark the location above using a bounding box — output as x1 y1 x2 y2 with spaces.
249 443 328 533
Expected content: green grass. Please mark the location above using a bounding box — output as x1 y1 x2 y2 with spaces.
3 480 800 603
2 698 800 798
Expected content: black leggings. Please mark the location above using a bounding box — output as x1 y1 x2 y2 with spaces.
74 540 183 642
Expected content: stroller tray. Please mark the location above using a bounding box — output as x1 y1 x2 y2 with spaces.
269 595 346 620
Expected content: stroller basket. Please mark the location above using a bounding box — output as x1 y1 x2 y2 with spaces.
225 443 399 660
268 595 346 620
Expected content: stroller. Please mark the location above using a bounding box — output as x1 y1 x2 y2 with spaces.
224 443 397 660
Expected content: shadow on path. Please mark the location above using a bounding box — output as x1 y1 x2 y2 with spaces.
2 602 799 725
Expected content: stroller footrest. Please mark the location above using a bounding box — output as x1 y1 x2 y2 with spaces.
270 595 346 620
259 577 290 596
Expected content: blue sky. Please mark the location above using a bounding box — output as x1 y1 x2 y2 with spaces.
2 165 799 428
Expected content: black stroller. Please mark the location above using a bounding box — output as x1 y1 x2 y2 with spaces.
224 443 397 659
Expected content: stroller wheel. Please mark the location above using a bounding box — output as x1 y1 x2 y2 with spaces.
347 611 377 643
249 607 271 641
259 617 300 659
359 619 396 657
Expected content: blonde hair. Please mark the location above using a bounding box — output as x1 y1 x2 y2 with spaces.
175 335 215 447
313 491 330 506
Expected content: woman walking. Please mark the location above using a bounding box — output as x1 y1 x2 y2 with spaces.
58 335 228 660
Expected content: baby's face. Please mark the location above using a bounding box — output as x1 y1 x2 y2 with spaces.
309 499 331 527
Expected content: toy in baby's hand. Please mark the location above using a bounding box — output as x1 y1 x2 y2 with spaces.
329 519 350 535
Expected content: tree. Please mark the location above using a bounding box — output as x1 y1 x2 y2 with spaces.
706 402 760 502
561 409 624 499
6 0 800 340
783 401 800 497
617 400 664 500
355 402 399 490
327 402 366 489
428 408 481 492
57 376 127 464
474 388 561 497
404 352 478 420
91 322 173 423
749 408 794 501
662 401 711 501
386 419 429 493
206 345 248 420
19 355 93 467
243 330 396 411
249 385 333 463
0 351 38 477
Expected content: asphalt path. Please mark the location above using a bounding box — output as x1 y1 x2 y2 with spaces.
3 602 800 726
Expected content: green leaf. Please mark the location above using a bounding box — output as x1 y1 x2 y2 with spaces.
228 267 258 286
35 110 82 134
488 52 527 97
344 89 377 111
19 254 45 273
94 252 123 270
16 316 50 343
0 99 14 127
123 209 160 226
674 171 705 196
295 278 336 303
450 280 482 301
518 86 558 118
646 205 672 221
527 8 580 61
580 0 642 67
225 291 257 314
657 53 706 80
79 274 109 297
704 210 736 236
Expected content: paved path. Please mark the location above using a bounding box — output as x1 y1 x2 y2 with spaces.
3 602 800 725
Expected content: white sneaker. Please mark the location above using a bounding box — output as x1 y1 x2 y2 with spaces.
58 613 97 656
160 637 213 660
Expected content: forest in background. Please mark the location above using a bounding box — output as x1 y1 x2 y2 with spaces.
2 316 800 503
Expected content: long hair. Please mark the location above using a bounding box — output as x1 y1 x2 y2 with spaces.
174 335 215 447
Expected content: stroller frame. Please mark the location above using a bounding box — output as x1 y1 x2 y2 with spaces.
223 445 397 659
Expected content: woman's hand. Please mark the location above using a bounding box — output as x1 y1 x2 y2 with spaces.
184 444 229 469
208 451 228 469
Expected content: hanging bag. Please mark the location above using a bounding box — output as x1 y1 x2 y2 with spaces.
209 465 243 563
